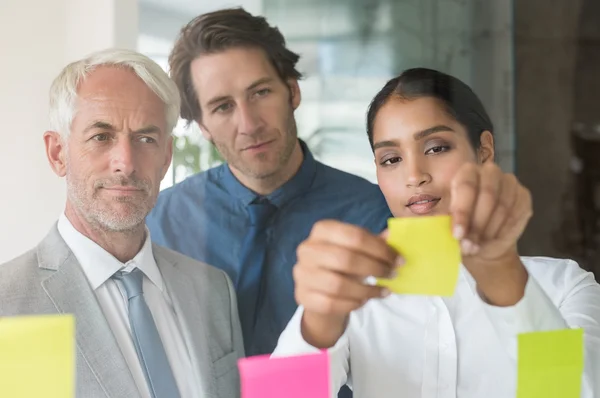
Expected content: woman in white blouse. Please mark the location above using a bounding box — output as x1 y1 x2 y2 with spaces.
273 68 600 398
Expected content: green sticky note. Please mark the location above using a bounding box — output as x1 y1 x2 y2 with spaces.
0 315 75 398
377 215 461 296
517 328 584 398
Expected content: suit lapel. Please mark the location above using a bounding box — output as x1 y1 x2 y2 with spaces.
38 226 140 398
156 250 216 397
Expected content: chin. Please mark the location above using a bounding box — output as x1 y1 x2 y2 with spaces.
244 163 281 179
97 202 148 225
96 213 146 232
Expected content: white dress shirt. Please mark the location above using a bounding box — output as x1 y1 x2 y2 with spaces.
57 214 203 398
273 257 600 398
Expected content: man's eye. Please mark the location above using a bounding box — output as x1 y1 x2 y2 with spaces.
255 88 271 97
214 103 233 113
140 136 156 144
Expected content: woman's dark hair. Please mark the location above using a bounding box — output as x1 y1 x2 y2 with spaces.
169 7 302 124
366 67 493 149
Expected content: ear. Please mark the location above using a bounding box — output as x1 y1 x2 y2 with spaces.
477 130 495 164
287 78 302 110
44 131 67 177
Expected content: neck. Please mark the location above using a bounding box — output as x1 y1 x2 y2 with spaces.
231 140 304 196
64 204 146 263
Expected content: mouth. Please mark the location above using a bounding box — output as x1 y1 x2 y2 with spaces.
242 140 275 152
101 186 144 195
406 194 441 215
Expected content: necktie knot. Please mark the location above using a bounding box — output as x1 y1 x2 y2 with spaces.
247 200 276 227
115 268 144 300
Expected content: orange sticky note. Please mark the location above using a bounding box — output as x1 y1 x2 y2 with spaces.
0 314 75 398
377 215 461 296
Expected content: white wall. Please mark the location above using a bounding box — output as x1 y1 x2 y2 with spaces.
0 0 138 263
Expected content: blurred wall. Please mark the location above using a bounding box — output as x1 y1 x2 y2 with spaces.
0 0 138 263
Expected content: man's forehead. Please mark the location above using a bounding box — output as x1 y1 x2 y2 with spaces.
72 93 166 131
76 72 161 107
191 48 280 100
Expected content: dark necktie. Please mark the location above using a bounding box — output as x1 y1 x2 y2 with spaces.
236 199 276 354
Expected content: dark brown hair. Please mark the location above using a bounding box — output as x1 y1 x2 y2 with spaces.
366 68 494 150
169 7 303 124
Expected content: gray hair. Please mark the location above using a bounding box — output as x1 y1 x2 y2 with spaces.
49 48 181 137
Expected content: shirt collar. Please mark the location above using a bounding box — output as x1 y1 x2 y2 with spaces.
57 213 163 291
220 139 318 207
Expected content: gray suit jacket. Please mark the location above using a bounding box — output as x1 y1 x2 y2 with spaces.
0 225 244 398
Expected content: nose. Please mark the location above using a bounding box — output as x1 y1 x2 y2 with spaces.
405 156 432 188
237 101 264 136
110 137 135 176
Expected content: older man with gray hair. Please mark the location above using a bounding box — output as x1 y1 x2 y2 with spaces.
0 48 243 398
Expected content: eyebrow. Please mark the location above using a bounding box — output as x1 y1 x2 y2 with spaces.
246 77 273 91
413 124 455 140
372 124 455 150
83 121 161 135
205 77 274 108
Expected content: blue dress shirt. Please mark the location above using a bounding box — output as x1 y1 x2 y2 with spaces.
147 140 392 356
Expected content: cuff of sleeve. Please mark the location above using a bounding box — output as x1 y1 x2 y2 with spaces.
272 306 349 357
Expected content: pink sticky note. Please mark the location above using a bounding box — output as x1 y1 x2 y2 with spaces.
238 351 330 398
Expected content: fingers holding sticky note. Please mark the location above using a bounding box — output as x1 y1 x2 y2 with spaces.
377 215 461 296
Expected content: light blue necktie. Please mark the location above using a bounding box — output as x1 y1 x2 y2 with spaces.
115 269 181 398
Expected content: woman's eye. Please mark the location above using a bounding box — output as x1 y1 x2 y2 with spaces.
426 145 450 154
381 156 402 165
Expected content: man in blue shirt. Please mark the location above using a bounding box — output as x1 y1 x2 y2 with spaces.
147 8 391 360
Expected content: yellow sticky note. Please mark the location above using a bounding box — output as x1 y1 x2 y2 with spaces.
517 328 584 398
377 215 461 296
0 314 75 398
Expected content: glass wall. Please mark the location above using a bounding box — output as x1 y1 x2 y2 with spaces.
138 0 514 187
263 0 514 182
